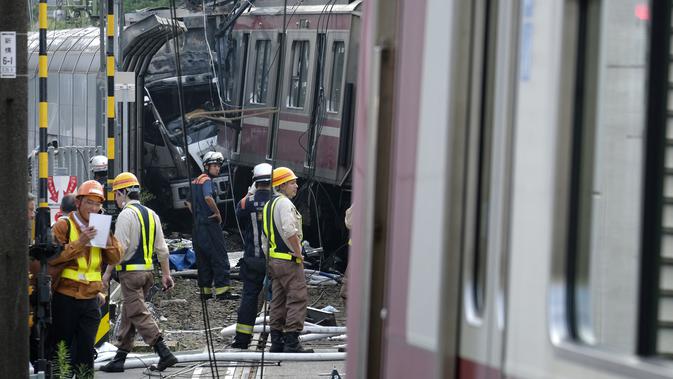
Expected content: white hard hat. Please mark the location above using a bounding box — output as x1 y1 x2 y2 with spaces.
253 163 272 182
89 155 108 173
202 151 224 166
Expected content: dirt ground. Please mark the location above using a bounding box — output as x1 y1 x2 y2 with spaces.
150 277 346 351
112 231 347 352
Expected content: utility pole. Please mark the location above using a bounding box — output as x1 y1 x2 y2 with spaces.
0 0 29 377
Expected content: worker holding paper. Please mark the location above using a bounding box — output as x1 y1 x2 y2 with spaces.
49 180 122 371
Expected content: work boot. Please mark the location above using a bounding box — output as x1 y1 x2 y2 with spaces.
153 337 178 371
231 334 250 349
200 293 212 301
269 330 284 353
215 291 240 300
99 349 128 372
199 288 212 301
283 332 313 353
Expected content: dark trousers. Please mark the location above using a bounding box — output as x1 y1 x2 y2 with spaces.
193 222 231 290
50 292 101 372
234 260 265 343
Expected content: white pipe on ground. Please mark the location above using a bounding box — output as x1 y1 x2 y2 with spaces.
220 325 346 337
219 315 269 335
299 333 340 342
94 352 346 371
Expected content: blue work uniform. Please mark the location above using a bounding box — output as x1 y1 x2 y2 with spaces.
191 173 231 297
232 188 271 346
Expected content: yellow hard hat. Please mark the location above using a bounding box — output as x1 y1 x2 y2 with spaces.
112 172 140 192
272 167 298 188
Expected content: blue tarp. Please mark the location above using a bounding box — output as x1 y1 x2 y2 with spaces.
168 248 197 271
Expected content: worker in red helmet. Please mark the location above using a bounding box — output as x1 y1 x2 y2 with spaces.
48 180 123 371
262 167 312 353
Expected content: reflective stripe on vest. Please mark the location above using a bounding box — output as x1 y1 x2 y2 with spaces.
116 204 155 271
61 218 103 282
262 196 300 262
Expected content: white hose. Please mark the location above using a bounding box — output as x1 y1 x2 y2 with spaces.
220 325 346 337
299 333 340 342
94 351 347 371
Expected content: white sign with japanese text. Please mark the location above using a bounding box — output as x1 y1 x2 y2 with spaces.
1 32 16 78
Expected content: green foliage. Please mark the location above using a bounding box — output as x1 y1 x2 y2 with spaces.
124 0 173 12
140 189 157 205
73 363 94 379
52 341 71 379
51 340 94 378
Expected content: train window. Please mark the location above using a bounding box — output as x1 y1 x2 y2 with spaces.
252 39 271 104
566 0 651 354
288 40 310 109
223 38 236 103
327 41 345 112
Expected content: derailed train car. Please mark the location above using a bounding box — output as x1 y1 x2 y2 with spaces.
127 0 361 269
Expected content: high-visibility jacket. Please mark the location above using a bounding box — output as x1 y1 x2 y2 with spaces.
263 196 302 263
116 203 156 271
61 218 102 283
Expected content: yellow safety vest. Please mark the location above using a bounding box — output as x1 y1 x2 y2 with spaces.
116 203 155 271
61 218 102 283
263 196 302 263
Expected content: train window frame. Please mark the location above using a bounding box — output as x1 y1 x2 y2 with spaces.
548 0 673 377
288 40 310 109
460 0 499 325
281 30 317 115
251 39 272 105
326 38 347 114
243 31 278 109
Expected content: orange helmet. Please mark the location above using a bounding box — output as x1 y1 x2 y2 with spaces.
77 180 105 202
112 172 140 192
272 167 298 188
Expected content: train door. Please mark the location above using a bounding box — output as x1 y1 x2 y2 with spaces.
238 30 279 166
273 28 318 168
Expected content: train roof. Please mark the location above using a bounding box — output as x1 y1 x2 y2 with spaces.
246 0 362 16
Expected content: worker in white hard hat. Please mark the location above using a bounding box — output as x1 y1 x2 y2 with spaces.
187 151 239 300
89 155 108 186
231 163 273 349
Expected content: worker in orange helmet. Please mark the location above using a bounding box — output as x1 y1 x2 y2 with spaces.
48 180 123 371
262 167 312 353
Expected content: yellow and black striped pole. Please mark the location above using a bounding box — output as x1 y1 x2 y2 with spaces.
36 0 49 241
105 0 115 208
94 0 115 347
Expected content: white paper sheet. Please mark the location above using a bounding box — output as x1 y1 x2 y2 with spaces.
88 213 112 248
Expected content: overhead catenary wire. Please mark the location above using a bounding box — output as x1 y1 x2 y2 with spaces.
259 0 289 375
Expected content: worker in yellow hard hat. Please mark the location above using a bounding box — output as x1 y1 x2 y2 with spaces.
100 172 177 372
262 167 312 353
48 180 123 371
